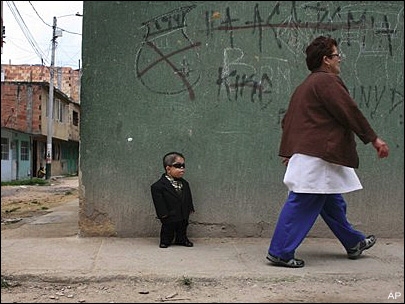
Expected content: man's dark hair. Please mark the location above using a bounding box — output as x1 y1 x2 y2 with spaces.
163 152 185 169
305 36 338 72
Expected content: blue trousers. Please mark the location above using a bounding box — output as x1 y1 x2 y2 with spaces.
268 192 365 261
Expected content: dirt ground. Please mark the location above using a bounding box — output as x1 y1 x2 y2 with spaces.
1 177 404 303
3 275 402 303
1 176 79 230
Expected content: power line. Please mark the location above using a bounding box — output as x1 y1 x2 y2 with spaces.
4 1 83 68
6 1 49 65
28 1 82 36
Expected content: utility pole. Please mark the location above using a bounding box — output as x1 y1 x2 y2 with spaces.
46 16 57 180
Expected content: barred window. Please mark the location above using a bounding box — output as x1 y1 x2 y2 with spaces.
21 141 29 161
1 137 9 160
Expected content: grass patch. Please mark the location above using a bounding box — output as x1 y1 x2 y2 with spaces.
5 207 21 213
1 178 49 186
180 275 193 286
1 277 10 288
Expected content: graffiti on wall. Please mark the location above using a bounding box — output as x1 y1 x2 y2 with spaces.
136 5 201 100
135 2 403 118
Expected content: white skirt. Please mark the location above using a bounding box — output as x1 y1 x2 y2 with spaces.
283 154 363 194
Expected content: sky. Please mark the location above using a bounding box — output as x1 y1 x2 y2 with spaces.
1 1 83 69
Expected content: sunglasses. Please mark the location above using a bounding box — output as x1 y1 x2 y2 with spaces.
171 163 185 169
328 53 342 59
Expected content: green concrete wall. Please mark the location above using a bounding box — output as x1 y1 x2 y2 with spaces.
79 1 404 238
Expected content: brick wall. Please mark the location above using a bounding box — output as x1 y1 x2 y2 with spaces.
1 64 81 103
1 83 44 134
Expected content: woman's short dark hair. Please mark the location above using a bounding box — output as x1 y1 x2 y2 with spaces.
305 36 338 72
163 152 185 168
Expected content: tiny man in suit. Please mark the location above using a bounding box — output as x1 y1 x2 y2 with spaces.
151 152 195 248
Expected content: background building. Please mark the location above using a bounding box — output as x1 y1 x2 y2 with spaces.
1 65 80 181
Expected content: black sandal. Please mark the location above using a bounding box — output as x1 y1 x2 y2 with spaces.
266 253 305 268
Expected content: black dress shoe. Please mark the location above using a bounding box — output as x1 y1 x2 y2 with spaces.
175 240 193 247
184 240 193 247
159 243 169 248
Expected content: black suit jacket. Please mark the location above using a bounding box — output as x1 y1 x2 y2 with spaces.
151 174 194 223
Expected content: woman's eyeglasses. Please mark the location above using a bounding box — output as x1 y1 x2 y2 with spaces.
171 163 185 169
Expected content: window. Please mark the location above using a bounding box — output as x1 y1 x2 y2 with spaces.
58 100 64 122
50 98 66 123
55 98 67 123
1 137 9 160
73 111 79 126
21 141 29 161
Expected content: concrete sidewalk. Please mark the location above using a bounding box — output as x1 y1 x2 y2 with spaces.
1 199 404 302
2 234 404 281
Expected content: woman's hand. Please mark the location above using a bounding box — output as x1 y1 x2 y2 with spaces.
372 138 389 158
